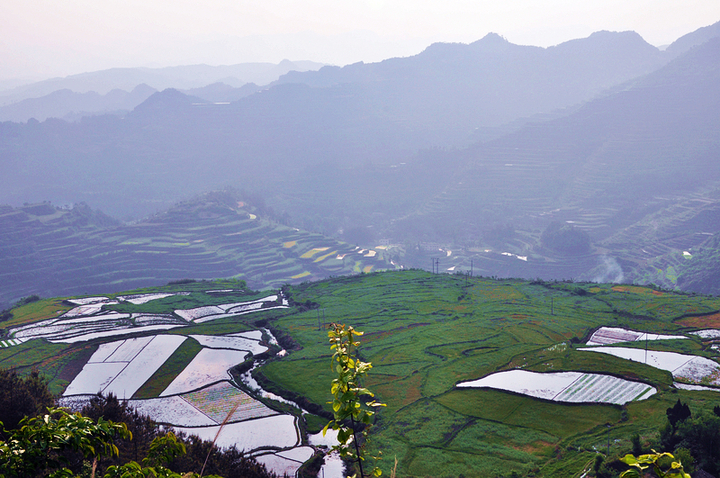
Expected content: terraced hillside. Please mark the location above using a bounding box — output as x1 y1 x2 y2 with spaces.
0 192 395 308
381 37 720 290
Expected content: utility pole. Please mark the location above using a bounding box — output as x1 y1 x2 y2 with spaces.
607 424 611 456
470 259 473 277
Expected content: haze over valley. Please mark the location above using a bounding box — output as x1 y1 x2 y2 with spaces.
5 6 720 478
2 20 720 306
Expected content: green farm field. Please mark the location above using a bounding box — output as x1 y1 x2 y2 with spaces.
256 270 720 477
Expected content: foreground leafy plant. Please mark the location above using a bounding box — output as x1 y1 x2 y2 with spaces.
0 407 130 478
105 431 224 478
620 451 691 478
0 408 225 478
323 323 385 478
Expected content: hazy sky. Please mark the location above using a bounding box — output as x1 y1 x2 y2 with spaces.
2 0 720 82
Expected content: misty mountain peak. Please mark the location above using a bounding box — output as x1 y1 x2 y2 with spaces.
478 32 509 44
553 30 656 53
128 88 203 120
130 83 157 96
468 32 514 52
666 19 720 57
134 88 195 110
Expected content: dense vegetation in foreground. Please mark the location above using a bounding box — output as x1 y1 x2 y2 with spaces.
3 270 720 477
0 372 276 478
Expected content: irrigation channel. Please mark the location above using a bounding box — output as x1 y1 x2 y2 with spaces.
235 338 344 478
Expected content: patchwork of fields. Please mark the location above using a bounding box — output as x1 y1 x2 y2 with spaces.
4 271 720 477
1 285 315 477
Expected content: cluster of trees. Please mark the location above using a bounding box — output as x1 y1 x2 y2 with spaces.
0 369 276 478
541 221 591 255
595 399 720 478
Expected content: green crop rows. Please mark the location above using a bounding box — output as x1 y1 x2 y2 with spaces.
257 270 720 477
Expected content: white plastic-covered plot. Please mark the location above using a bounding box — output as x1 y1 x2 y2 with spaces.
674 383 720 392
587 327 686 346
104 335 186 397
61 303 117 317
233 330 264 341
118 293 174 305
309 429 338 448
180 381 277 423
218 296 278 312
0 338 24 348
690 330 720 340
553 373 655 403
317 451 344 478
581 346 720 385
160 348 249 396
90 341 125 362
226 302 264 314
173 414 299 451
132 314 183 326
129 396 216 427
105 336 155 361
51 324 186 343
458 370 579 400
63 363 128 396
174 306 224 322
129 382 277 427
63 335 186 398
190 335 267 355
194 313 250 324
255 447 314 477
54 313 131 325
10 317 63 339
674 357 720 385
13 312 135 342
66 297 110 306
457 369 656 404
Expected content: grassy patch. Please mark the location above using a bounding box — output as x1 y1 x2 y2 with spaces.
3 299 71 328
132 337 203 399
303 413 329 434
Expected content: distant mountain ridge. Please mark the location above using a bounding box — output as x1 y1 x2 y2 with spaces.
0 84 157 123
0 60 325 122
2 22 720 296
